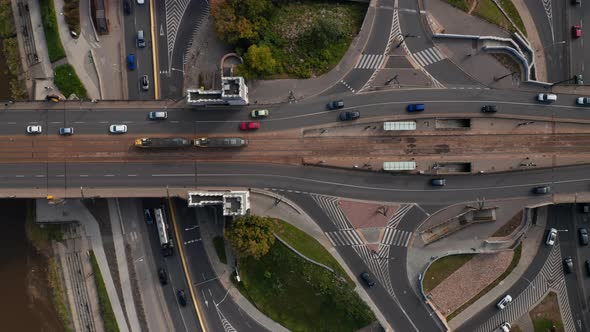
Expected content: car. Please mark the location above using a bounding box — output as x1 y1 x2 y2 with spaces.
499 322 511 332
240 121 260 131
430 178 446 186
360 272 376 288
45 94 60 102
339 111 360 121
532 186 551 195
158 268 168 285
481 105 498 113
177 290 187 306
327 100 344 110
573 25 582 38
141 75 149 91
127 54 136 70
537 93 557 102
109 124 128 134
564 256 574 274
577 97 590 105
137 30 145 48
579 228 589 245
575 74 584 85
59 127 74 136
586 260 590 276
148 111 167 120
251 109 269 118
582 204 590 213
546 228 558 246
137 0 144 4
407 103 425 112
26 125 42 134
573 0 581 5
123 0 131 15
496 294 512 310
144 208 153 224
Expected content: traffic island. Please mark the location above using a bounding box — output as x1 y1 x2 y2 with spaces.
529 292 564 332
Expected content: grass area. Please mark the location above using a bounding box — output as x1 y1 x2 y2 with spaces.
54 64 88 99
213 236 227 264
498 0 526 34
272 219 352 284
63 0 81 36
423 254 476 293
90 251 120 332
24 200 64 252
48 258 73 332
236 240 375 331
0 0 28 100
530 291 564 332
511 325 523 332
447 243 522 320
39 0 66 62
446 0 527 36
447 0 469 11
493 210 523 237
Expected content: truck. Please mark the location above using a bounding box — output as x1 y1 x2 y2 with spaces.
193 137 248 148
134 137 192 148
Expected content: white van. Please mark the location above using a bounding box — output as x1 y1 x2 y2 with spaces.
137 30 145 48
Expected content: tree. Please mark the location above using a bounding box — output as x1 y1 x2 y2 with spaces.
242 44 277 77
226 215 276 259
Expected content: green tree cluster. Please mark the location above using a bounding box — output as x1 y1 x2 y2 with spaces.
226 215 276 259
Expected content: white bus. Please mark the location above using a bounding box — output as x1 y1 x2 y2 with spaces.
154 207 173 257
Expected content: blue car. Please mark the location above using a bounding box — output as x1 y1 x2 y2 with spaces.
127 54 136 70
407 103 425 112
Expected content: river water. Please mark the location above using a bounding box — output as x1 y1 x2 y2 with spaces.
0 200 63 331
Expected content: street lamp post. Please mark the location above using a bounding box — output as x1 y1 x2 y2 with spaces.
396 34 417 48
494 71 517 81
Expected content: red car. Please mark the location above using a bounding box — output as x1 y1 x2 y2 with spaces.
240 121 260 131
573 25 582 38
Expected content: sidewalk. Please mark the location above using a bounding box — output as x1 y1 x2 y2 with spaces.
198 189 393 332
248 1 377 104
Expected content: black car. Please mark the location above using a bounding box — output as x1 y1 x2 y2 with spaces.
430 178 446 186
579 228 589 246
177 290 187 306
532 186 551 195
339 111 360 121
586 260 590 276
564 257 574 274
481 105 498 113
144 208 153 225
360 272 375 288
327 100 344 110
158 268 168 285
123 0 131 15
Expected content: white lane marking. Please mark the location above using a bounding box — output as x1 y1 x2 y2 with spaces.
7 122 16 124
50 121 61 124
104 174 115 177
127 174 137 177
99 121 108 124
74 121 86 124
80 175 88 177
151 174 194 177
34 175 45 178
56 174 65 177
122 121 133 124
15 175 24 178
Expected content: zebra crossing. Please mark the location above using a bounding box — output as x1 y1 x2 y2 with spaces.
310 194 353 230
326 230 363 246
165 0 192 54
387 204 413 229
382 228 412 247
412 47 446 68
355 54 385 69
475 244 575 332
215 305 237 332
353 244 395 297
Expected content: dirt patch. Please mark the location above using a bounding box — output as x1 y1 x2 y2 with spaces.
492 210 523 237
529 291 564 332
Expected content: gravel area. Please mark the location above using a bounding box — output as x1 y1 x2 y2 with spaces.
429 251 514 315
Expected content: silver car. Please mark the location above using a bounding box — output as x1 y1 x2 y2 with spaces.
26 125 42 134
546 228 557 246
577 97 590 105
109 124 128 134
141 75 149 91
496 295 512 310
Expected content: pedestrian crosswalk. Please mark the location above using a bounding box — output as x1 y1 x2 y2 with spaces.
326 230 363 246
355 54 385 69
382 228 412 247
311 194 353 230
474 244 575 332
412 47 445 68
388 204 413 229
353 244 395 297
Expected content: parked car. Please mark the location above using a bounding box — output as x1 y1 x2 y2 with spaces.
144 208 153 224
26 125 42 134
407 103 425 112
575 74 584 85
573 25 582 38
250 109 269 118
499 322 511 332
59 127 74 136
240 121 260 131
109 124 128 134
546 228 558 246
579 228 589 246
430 178 446 186
158 268 168 285
564 256 574 274
532 186 551 195
577 97 590 105
141 75 149 91
537 93 557 102
327 100 344 110
496 295 512 310
481 105 498 113
360 272 376 288
339 111 360 121
177 290 187 306
148 111 167 120
127 54 136 70
123 0 131 15
586 260 590 276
